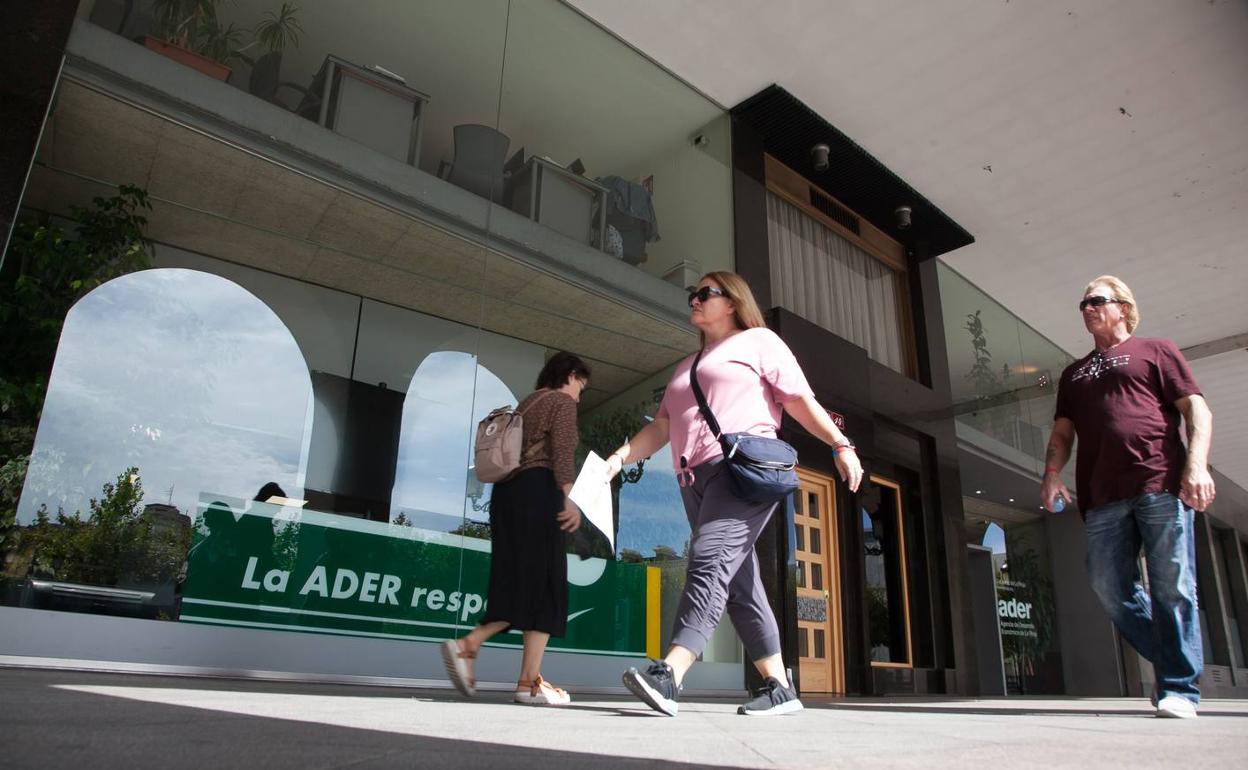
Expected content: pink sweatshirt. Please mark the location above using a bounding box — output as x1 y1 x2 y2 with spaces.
657 327 813 472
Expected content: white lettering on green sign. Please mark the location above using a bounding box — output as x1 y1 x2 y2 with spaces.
239 555 484 620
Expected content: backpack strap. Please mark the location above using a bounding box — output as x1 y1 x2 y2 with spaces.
689 350 723 440
515 389 561 464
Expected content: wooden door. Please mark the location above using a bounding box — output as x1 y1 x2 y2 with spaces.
793 468 844 694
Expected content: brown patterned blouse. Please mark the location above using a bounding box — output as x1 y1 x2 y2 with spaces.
513 389 580 487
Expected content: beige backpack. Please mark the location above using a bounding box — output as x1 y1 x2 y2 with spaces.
473 391 556 483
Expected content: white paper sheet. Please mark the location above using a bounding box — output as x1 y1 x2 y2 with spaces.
568 451 615 552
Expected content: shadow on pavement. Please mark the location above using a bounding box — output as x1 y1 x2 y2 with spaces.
0 669 716 770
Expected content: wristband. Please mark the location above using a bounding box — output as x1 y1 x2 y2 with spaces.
1044 466 1061 475
833 441 855 455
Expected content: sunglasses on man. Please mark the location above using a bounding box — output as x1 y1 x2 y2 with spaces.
1079 296 1125 311
688 286 727 307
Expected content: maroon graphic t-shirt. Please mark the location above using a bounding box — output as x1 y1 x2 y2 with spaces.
1054 336 1201 513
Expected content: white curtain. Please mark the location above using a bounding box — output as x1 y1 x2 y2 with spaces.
766 191 905 373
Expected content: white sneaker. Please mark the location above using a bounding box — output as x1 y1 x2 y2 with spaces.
1156 695 1198 719
514 675 571 706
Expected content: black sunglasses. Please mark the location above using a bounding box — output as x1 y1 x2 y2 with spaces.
688 286 727 307
1079 296 1124 311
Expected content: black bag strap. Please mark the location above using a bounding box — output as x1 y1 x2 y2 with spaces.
689 350 724 440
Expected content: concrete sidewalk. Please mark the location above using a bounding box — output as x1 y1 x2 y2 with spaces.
3 667 1245 769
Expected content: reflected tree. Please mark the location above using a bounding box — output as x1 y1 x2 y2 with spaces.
0 186 151 573
574 401 650 559
963 309 1020 440
23 468 189 587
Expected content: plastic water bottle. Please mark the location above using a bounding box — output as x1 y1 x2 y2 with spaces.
1050 496 1066 513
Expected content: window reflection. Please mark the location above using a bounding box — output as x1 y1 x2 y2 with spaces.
19 268 312 526
14 268 312 614
391 351 517 532
862 476 910 665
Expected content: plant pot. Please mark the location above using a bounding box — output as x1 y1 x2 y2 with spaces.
143 36 232 81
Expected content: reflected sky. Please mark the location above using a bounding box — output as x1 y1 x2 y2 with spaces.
20 266 693 559
390 351 517 528
616 444 688 557
19 269 311 523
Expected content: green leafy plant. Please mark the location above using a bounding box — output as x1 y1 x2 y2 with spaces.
252 2 303 53
0 185 152 549
573 401 651 559
25 468 190 587
963 309 1021 440
151 0 228 58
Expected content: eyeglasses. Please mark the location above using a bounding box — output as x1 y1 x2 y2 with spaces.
688 286 727 307
1079 296 1125 311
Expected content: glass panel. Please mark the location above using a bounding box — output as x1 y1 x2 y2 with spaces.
10 0 740 674
814 628 826 659
810 527 822 555
793 490 804 515
811 562 823 591
979 516 1063 693
496 0 734 281
937 263 1076 482
863 480 909 664
798 627 809 658
795 524 805 551
808 492 819 519
797 561 806 589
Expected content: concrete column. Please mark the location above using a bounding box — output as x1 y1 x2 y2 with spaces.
1047 512 1124 695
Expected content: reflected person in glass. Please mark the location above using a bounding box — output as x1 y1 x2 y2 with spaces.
605 272 863 717
441 352 589 706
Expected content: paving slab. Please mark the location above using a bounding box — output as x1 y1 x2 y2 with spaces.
2 667 1245 769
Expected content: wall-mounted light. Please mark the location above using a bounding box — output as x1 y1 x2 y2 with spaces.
811 143 831 171
894 205 913 230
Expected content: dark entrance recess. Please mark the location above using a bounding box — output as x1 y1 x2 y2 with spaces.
732 85 979 696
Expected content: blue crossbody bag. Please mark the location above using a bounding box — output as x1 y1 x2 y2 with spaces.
689 350 800 504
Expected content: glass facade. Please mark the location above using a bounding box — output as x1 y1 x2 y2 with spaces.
861 476 910 666
937 262 1075 481
2 0 740 671
977 518 1063 694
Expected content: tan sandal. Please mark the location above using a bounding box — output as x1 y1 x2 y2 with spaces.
441 639 478 697
514 674 571 706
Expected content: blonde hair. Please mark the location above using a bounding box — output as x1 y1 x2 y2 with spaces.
700 271 766 345
1085 275 1139 333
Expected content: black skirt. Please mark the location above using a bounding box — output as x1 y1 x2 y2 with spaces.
480 467 568 637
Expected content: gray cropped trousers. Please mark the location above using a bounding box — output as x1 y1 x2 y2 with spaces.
669 460 782 661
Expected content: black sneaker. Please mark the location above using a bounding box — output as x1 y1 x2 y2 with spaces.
738 677 803 716
623 661 681 716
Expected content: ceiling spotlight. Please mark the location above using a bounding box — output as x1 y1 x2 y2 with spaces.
1008 498 1015 503
811 143 831 171
975 490 983 495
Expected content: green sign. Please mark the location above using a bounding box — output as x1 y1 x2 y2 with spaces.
181 496 651 655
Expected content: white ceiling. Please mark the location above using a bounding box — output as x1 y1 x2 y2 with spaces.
568 0 1248 495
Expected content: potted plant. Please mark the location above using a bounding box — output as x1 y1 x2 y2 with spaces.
144 0 246 82
234 3 306 103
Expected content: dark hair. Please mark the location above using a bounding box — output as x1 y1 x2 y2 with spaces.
254 482 286 502
535 351 591 390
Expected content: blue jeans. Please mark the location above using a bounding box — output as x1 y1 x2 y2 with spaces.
1085 491 1202 703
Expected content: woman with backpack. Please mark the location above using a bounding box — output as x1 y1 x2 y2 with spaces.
605 271 862 717
442 352 590 706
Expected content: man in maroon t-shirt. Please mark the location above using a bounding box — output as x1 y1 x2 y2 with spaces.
1041 275 1215 719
